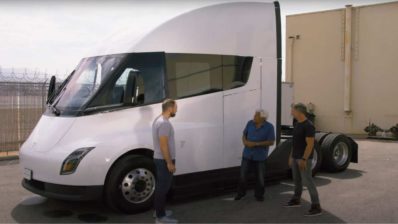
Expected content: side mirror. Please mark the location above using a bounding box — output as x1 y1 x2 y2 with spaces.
124 70 144 105
124 71 136 105
47 76 56 102
134 74 145 104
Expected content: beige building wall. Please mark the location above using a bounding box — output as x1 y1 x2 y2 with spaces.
286 1 398 134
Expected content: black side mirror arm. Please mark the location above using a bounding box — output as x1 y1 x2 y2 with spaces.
46 76 57 104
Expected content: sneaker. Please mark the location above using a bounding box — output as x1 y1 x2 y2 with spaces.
305 204 322 216
234 194 246 201
153 210 173 218
283 198 301 207
155 216 178 224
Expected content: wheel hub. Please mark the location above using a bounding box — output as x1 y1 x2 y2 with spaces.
333 142 349 166
121 168 155 204
134 180 147 192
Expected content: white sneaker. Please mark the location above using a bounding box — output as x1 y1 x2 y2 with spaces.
153 210 173 218
155 216 178 224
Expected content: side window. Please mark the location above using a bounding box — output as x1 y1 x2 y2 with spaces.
165 54 253 99
222 56 253 90
166 54 223 99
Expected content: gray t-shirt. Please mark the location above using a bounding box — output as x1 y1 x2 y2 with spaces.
152 115 176 160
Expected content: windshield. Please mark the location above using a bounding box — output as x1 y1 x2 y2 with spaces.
53 54 126 111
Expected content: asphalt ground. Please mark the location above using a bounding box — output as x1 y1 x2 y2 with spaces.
1 139 397 223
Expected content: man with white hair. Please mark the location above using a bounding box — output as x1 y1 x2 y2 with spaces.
235 109 275 201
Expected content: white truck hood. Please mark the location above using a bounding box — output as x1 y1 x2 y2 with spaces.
23 115 76 152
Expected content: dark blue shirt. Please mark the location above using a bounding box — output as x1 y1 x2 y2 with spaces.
242 120 275 161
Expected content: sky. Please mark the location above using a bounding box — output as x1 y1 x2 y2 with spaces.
0 0 395 79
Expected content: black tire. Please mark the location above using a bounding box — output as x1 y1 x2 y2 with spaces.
311 141 322 176
315 132 329 146
321 134 352 172
105 155 155 214
286 141 321 178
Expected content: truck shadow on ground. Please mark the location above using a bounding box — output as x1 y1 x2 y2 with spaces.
11 173 349 223
317 168 365 180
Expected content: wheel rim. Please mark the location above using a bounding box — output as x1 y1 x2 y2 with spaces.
333 142 349 166
311 149 318 170
121 168 155 204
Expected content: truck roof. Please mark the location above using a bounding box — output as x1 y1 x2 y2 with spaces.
89 2 277 58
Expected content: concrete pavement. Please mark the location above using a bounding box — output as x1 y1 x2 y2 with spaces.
1 140 397 223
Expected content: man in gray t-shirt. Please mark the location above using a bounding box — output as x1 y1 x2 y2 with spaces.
152 99 178 223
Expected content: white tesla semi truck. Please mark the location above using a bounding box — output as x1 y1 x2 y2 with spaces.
20 2 358 213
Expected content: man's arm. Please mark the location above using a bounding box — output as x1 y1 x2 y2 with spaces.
255 125 275 147
243 135 256 148
158 122 176 173
159 136 173 165
242 135 248 147
159 136 176 173
256 140 275 147
302 137 315 160
244 138 273 148
298 136 314 171
298 122 316 170
242 122 252 147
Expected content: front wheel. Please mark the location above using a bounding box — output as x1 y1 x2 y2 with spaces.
105 155 156 214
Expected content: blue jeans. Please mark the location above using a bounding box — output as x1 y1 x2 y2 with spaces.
291 159 320 205
154 159 174 218
237 158 266 198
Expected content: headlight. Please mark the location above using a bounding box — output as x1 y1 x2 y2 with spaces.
60 147 94 175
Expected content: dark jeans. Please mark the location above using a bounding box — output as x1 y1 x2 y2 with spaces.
237 158 266 198
154 159 174 218
291 159 320 205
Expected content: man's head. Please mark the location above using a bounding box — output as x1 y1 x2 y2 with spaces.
162 99 177 118
291 103 307 120
253 109 268 124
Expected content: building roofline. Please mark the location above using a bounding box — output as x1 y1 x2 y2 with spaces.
286 0 398 18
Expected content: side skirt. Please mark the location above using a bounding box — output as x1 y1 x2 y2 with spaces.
171 141 293 200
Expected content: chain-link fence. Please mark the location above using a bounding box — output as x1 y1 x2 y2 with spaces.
0 67 66 154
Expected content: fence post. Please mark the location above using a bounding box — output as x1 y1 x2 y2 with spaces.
42 78 48 111
17 84 21 150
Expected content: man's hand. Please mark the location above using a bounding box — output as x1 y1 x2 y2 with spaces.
243 138 249 147
243 137 256 148
298 159 307 171
167 162 176 173
246 141 257 148
288 157 293 168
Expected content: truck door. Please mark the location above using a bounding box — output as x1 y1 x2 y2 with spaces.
223 57 261 168
165 54 225 174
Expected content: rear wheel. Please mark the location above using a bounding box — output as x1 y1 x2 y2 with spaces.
105 155 155 214
321 134 352 172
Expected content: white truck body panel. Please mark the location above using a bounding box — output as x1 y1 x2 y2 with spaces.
20 2 279 187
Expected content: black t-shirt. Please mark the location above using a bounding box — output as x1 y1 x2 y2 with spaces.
292 119 316 159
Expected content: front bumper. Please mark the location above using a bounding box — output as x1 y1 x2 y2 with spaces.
22 178 103 201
